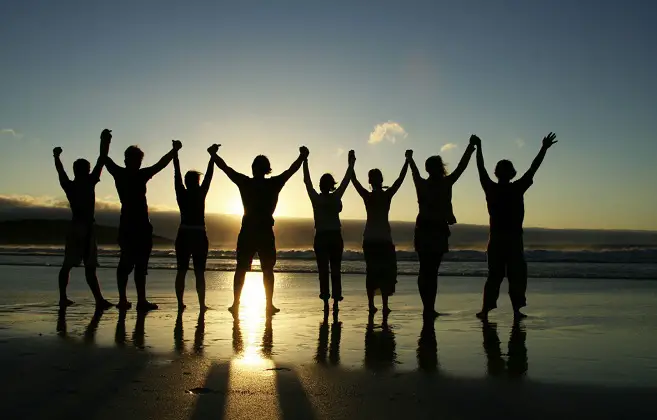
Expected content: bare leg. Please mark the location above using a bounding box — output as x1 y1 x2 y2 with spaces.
263 268 279 314
135 270 157 311
85 266 112 309
116 262 132 309
194 268 207 311
175 269 187 311
367 289 377 313
229 268 246 314
58 265 74 306
382 294 391 315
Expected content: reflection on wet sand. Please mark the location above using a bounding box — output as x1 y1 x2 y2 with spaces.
132 311 147 350
232 317 243 356
417 319 439 372
174 311 184 354
83 308 104 344
316 310 342 366
364 312 397 371
115 309 127 347
481 320 528 378
194 312 205 355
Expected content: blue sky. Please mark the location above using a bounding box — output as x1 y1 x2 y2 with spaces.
1 0 656 230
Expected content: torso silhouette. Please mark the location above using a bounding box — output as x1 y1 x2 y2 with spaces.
176 185 208 227
110 168 153 225
62 176 99 224
483 176 533 234
236 176 286 228
415 176 456 226
363 190 392 242
310 191 343 232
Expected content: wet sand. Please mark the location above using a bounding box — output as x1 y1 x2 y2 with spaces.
1 266 657 419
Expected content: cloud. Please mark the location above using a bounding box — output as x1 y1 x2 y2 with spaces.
440 143 458 153
0 128 22 139
515 138 525 148
336 147 345 157
368 121 408 145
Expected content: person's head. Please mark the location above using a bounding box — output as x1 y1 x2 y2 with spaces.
495 159 517 182
124 146 144 170
368 168 384 190
319 173 337 194
72 159 91 179
251 155 272 178
425 155 447 179
185 170 202 189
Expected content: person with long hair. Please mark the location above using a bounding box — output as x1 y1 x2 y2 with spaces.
351 152 410 315
303 150 355 312
172 144 217 312
408 138 476 319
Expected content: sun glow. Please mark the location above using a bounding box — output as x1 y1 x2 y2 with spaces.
233 271 272 368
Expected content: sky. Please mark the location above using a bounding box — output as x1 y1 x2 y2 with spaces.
1 0 656 230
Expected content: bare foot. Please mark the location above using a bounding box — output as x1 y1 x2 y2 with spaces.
228 305 239 316
476 310 489 320
59 298 75 307
266 305 281 315
136 301 158 312
200 305 210 313
95 299 114 310
514 311 528 320
423 310 439 319
116 300 132 310
368 306 378 314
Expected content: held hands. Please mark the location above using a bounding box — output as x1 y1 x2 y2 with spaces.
53 147 63 157
348 150 356 165
207 144 220 155
299 146 310 159
542 132 557 149
405 149 413 160
172 140 183 151
469 134 481 148
100 129 112 143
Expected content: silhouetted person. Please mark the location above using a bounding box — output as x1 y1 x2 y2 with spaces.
173 144 217 312
473 133 558 320
303 150 355 312
105 138 183 311
417 319 439 372
352 152 410 314
364 312 397 371
53 129 113 309
209 146 309 315
408 141 475 319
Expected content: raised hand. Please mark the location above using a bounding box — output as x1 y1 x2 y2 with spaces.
348 150 356 165
53 147 63 157
172 140 183 151
405 149 413 160
470 134 481 147
542 132 557 148
299 146 310 159
100 129 112 143
207 144 220 155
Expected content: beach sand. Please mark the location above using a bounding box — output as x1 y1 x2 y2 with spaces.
1 266 657 419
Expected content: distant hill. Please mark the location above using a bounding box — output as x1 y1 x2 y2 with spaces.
0 219 173 246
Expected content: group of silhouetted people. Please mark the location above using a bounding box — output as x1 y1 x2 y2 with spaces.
54 129 557 320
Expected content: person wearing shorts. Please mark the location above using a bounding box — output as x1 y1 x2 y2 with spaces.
106 138 182 311
53 129 112 309
210 145 309 315
173 145 215 311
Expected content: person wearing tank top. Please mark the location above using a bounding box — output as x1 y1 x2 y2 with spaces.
408 140 476 320
303 150 355 312
351 151 410 315
173 144 217 312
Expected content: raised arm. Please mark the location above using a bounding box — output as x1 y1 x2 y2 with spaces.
302 158 316 197
201 144 218 193
173 151 184 193
274 146 309 185
446 142 476 184
349 152 368 199
91 129 112 180
209 145 249 186
521 132 557 181
141 140 182 179
472 135 493 188
406 150 423 188
334 150 356 198
53 147 69 187
387 159 410 197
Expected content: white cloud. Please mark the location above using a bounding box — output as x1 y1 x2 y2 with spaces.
0 128 22 139
368 121 407 145
440 143 458 153
515 138 525 148
336 147 345 157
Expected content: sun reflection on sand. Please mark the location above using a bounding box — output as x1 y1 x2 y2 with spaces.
232 271 273 369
